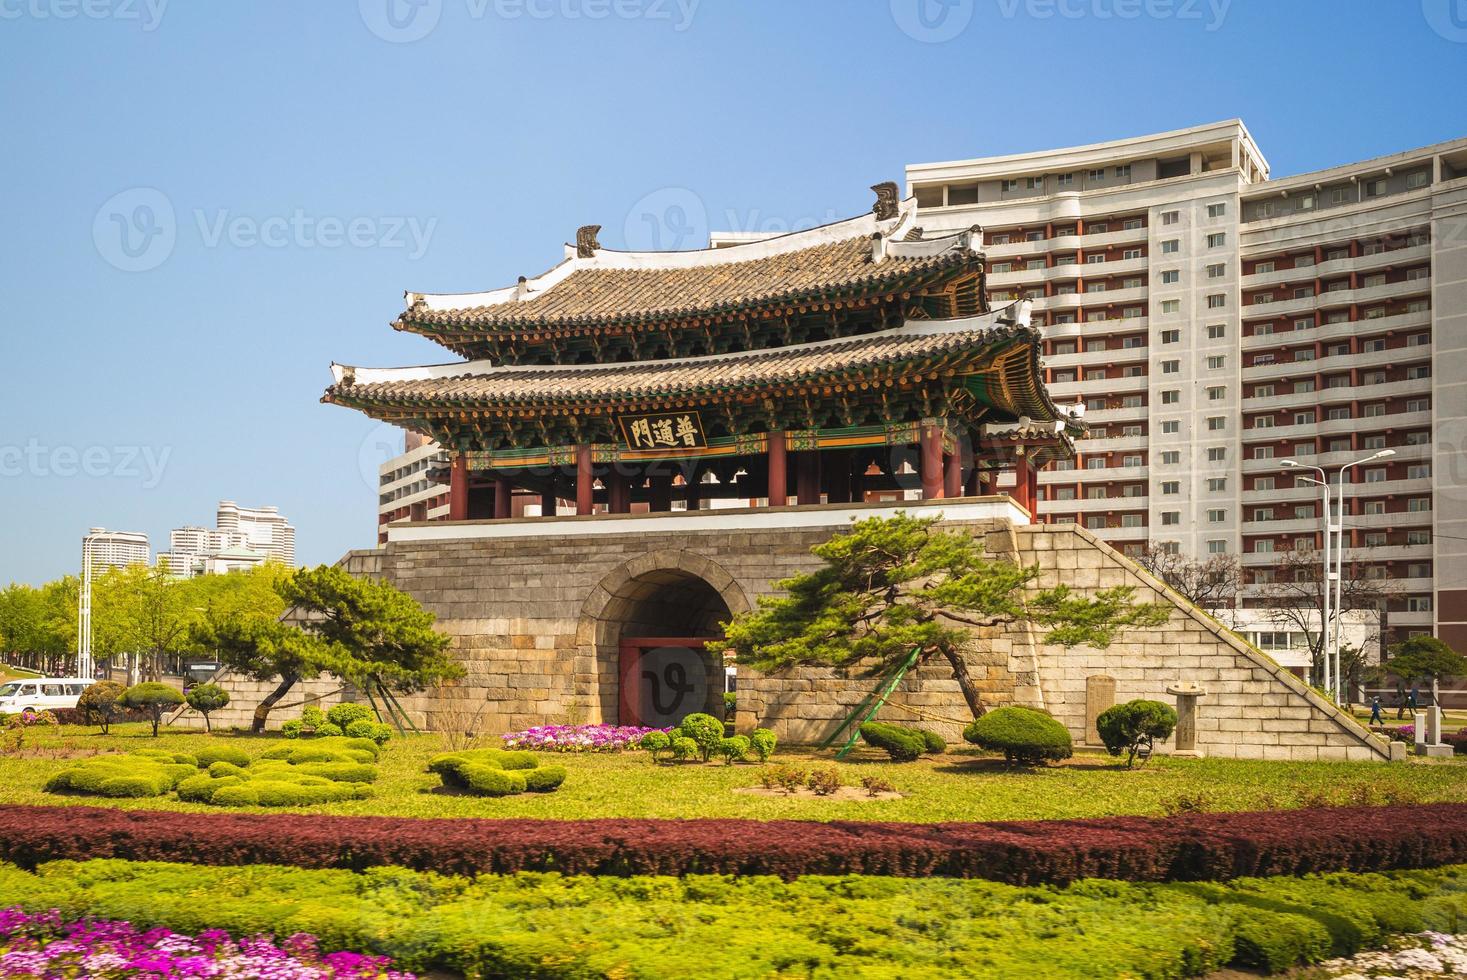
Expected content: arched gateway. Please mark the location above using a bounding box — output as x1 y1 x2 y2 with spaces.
578 550 751 727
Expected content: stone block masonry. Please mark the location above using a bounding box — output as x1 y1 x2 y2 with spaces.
198 498 1390 761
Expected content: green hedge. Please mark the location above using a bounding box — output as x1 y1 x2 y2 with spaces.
428 748 566 797
1 859 1464 978
44 754 197 799
963 706 1073 766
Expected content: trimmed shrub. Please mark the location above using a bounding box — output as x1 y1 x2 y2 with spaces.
193 745 251 769
749 728 777 763
858 722 926 762
427 748 563 798
639 730 671 763
677 713 724 762
76 681 127 734
44 754 193 799
326 703 374 730
916 729 946 754
119 683 186 737
261 737 379 765
670 737 698 762
315 723 344 738
1097 700 1179 768
183 684 230 732
344 720 393 745
963 707 1073 766
716 735 750 765
281 720 304 739
521 765 567 793
5 803 1467 882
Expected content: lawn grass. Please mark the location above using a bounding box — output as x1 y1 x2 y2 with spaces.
1 722 1463 822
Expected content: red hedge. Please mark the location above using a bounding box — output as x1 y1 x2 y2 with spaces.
1 804 1465 883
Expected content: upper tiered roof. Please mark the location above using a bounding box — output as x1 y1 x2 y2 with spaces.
394 184 987 363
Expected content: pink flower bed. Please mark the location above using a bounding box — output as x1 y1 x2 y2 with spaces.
0 908 415 978
501 724 668 752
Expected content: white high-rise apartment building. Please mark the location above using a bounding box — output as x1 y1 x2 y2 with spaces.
215 501 296 565
82 529 149 571
906 120 1467 650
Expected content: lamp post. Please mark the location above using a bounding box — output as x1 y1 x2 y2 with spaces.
1282 462 1329 694
1331 449 1394 705
77 528 106 680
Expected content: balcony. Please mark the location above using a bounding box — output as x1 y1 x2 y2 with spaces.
988 254 1149 288
1043 495 1149 514
1081 405 1149 425
1243 377 1430 414
1077 433 1149 453
1042 315 1149 340
1239 245 1432 289
1048 373 1149 399
1242 344 1429 383
1042 464 1149 483
1240 308 1432 350
1032 284 1148 313
1046 345 1149 369
986 224 1150 259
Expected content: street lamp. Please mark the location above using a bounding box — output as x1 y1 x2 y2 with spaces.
77 528 107 680
1282 461 1329 694
1331 449 1395 704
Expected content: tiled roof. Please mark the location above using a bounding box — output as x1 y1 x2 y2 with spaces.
398 232 980 334
326 315 1054 421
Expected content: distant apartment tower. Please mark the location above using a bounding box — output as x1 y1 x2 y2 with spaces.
904 119 1467 648
216 500 296 565
83 528 149 571
378 431 451 545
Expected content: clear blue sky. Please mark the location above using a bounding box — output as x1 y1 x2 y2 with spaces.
2 0 1463 585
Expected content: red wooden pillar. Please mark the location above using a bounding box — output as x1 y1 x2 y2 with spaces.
944 449 963 499
494 476 513 519
796 452 822 505
1027 464 1040 517
448 453 469 520
576 444 594 515
920 423 944 500
767 431 788 507
1012 455 1034 514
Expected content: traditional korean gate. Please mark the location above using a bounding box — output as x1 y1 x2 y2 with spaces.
618 636 721 728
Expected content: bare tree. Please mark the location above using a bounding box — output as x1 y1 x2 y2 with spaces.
1135 546 1240 610
1251 545 1393 681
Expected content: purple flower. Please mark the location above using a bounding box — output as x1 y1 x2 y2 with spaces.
501 723 673 753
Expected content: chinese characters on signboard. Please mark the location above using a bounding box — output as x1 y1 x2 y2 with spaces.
617 411 707 450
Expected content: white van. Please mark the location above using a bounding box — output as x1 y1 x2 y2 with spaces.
0 677 95 716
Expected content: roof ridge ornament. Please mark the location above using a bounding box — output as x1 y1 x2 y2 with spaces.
871 182 900 221
576 225 601 259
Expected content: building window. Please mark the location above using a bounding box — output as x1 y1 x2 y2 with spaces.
1206 294 1226 309
1161 239 1180 254
1122 514 1143 528
1207 324 1225 339
1255 539 1275 554
1116 165 1132 179
1161 481 1180 495
1161 389 1180 404
1123 248 1142 260
1162 211 1179 225
1207 203 1226 218
1207 386 1226 401
1207 539 1227 554
1161 451 1180 464
1056 172 1074 187
1207 232 1226 248
1207 355 1225 370
1407 171 1429 189
1365 468 1387 483
1408 463 1431 479
1161 270 1179 284
1001 179 1020 192
1161 329 1180 344
1088 168 1105 182
1207 263 1226 278
1408 497 1432 512
1160 300 1180 314
1162 420 1180 434
1207 417 1226 432
1207 509 1226 523
1408 530 1431 545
